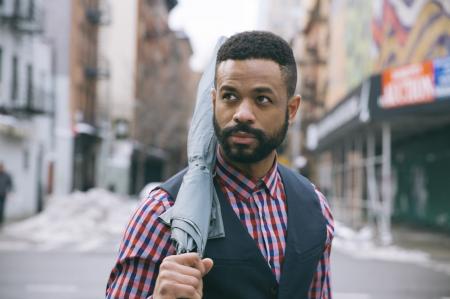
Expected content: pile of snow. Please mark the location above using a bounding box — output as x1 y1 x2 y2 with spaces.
0 189 138 252
334 221 430 264
332 221 450 275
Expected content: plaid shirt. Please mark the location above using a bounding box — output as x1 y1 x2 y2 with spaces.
106 153 334 299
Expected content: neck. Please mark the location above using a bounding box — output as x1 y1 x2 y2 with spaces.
219 147 276 180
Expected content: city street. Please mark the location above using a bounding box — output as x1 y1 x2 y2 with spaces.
332 250 450 299
0 230 449 299
1 0 449 298
0 250 116 299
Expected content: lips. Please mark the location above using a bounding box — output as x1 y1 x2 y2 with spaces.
229 131 256 145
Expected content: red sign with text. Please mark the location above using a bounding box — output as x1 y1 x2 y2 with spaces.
380 61 435 109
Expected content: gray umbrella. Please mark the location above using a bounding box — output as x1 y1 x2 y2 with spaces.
159 37 227 256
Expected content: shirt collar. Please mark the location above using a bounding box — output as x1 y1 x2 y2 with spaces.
215 148 281 201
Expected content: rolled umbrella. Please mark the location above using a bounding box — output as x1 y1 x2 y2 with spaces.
159 37 227 256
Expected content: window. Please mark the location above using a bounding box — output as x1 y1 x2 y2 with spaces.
14 0 21 16
26 64 33 108
0 47 3 83
11 56 18 102
28 0 34 19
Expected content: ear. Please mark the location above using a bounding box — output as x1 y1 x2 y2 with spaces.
287 95 301 124
211 87 217 111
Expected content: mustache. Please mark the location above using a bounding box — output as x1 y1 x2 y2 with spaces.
220 123 266 140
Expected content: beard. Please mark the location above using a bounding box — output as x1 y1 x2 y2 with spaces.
213 110 289 164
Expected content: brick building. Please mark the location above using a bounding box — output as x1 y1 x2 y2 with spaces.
131 0 197 194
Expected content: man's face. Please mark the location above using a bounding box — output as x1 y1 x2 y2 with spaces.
212 59 299 164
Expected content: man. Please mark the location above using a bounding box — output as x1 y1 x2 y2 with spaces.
106 31 334 299
0 162 13 226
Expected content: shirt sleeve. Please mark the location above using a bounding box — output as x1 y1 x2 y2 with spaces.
308 187 335 299
105 188 176 299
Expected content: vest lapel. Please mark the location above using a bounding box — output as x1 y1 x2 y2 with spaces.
207 180 277 280
277 165 327 298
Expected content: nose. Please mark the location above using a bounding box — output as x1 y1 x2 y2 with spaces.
233 99 255 124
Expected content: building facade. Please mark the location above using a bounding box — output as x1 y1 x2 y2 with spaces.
0 0 54 219
131 0 196 194
302 0 450 236
95 0 137 195
260 0 450 236
69 0 110 191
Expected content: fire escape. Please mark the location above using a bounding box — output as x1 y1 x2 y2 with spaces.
72 0 111 191
80 0 111 128
0 0 50 118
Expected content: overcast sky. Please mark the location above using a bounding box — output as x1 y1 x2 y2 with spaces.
169 0 260 71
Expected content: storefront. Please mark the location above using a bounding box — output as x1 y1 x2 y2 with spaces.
372 56 450 231
307 55 450 235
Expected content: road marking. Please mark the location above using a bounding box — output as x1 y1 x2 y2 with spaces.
334 293 371 299
26 283 79 293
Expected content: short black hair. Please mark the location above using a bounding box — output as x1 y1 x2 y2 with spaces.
215 31 297 97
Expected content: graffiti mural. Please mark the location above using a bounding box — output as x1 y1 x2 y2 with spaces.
327 0 450 104
327 0 373 105
372 0 450 70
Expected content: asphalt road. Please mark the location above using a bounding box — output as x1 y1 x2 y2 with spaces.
332 250 450 299
0 248 449 299
0 250 116 299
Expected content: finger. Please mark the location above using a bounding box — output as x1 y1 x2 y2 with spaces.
165 252 201 268
163 270 201 289
172 283 202 299
157 281 201 299
159 260 202 280
201 258 214 275
165 252 208 275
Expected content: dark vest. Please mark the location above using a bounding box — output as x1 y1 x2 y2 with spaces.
160 164 327 299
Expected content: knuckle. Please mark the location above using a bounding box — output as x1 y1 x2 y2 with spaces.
159 281 172 293
159 260 173 271
192 268 202 278
158 270 168 280
159 260 168 270
163 255 175 262
186 286 197 297
188 276 200 288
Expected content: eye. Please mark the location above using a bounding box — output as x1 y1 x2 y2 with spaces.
222 92 238 102
256 96 271 105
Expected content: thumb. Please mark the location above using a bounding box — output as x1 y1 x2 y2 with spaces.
201 258 214 276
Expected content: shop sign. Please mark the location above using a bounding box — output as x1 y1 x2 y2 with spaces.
434 56 450 99
380 61 434 109
380 56 450 109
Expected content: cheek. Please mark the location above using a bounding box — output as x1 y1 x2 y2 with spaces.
215 103 235 125
261 109 283 126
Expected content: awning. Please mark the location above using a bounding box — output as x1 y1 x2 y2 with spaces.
306 79 371 151
307 56 450 152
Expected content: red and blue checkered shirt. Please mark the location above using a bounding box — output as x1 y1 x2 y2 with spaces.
106 152 334 298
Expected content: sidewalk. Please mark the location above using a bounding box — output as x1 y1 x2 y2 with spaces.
333 220 450 276
391 223 450 269
332 223 450 299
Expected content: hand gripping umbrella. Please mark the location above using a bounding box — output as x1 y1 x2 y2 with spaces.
159 37 227 257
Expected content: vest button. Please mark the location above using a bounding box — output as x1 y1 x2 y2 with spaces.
270 285 278 296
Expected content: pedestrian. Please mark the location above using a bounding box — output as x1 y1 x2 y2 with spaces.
106 31 334 299
0 162 13 226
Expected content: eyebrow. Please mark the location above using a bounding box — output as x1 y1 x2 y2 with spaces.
219 85 238 92
219 85 275 95
253 87 275 95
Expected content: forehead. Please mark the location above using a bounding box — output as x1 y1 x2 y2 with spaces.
215 59 284 89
